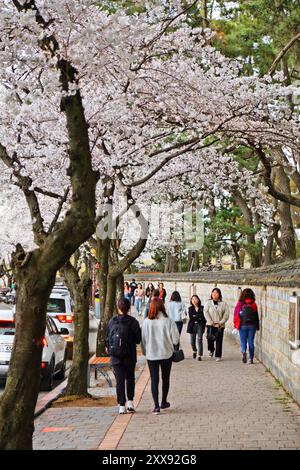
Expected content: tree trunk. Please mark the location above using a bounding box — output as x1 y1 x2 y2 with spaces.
231 244 241 269
201 0 209 28
96 237 110 322
0 47 98 448
0 251 55 449
61 261 91 397
116 273 124 299
232 190 261 267
188 250 199 271
274 167 296 260
96 275 117 356
96 236 147 355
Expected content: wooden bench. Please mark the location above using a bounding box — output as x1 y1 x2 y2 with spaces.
87 355 113 388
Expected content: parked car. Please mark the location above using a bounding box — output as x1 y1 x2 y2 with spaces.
47 286 74 359
0 309 68 391
4 290 16 305
0 288 10 303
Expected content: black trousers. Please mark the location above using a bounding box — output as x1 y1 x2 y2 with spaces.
207 326 224 358
174 321 183 350
113 359 136 406
190 323 205 356
147 357 173 408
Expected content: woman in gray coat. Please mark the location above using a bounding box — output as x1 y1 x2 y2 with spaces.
204 288 229 361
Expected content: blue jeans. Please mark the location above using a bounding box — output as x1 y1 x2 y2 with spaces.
239 325 257 360
135 298 142 315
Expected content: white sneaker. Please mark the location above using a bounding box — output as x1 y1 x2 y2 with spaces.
127 401 135 413
119 405 126 414
216 358 222 362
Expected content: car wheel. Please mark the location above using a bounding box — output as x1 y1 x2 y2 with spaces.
40 357 55 391
56 351 67 380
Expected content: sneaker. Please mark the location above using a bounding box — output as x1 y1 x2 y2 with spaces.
193 352 197 359
119 405 126 414
216 358 222 362
127 401 135 413
248 359 254 364
152 407 160 415
209 351 214 357
197 356 202 361
160 402 170 409
242 352 247 363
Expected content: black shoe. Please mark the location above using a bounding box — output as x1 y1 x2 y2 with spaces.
242 352 247 363
193 352 197 359
160 402 170 409
197 356 202 361
152 407 160 415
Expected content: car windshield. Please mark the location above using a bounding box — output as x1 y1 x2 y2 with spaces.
0 321 15 335
47 298 66 313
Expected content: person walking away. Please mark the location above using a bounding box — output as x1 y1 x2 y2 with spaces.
141 298 179 414
233 288 259 364
167 291 186 348
129 279 137 306
187 295 206 361
124 282 131 301
107 297 141 414
134 283 144 316
158 282 167 303
204 288 229 362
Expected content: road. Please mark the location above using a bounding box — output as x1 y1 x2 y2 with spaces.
0 303 99 399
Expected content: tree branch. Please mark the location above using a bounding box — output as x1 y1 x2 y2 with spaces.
0 143 46 245
254 144 300 208
269 32 300 76
48 187 70 234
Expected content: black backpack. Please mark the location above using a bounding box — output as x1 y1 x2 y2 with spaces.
108 317 131 358
240 305 256 325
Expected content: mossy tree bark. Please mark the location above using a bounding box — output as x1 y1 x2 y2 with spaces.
60 260 91 397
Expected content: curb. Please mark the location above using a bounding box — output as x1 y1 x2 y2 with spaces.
97 363 150 450
34 378 68 419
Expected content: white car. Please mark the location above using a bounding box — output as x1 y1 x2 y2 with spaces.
0 309 68 391
47 286 74 344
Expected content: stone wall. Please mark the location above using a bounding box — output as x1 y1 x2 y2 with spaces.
127 263 300 404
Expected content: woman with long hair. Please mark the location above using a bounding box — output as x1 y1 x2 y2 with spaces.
134 283 145 316
204 288 229 361
141 298 179 414
124 282 131 301
233 288 259 364
167 291 186 339
186 295 206 361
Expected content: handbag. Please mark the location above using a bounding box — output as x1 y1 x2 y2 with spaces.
207 327 221 342
172 348 185 362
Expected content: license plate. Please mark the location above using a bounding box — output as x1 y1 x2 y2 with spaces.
0 344 13 353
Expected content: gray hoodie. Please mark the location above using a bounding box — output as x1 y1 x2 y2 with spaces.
141 312 180 361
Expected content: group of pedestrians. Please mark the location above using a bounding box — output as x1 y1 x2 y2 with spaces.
107 285 260 415
124 280 168 317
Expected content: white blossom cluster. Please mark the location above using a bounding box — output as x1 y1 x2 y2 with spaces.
0 1 298 260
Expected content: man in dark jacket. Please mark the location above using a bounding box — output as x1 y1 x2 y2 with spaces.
129 279 137 306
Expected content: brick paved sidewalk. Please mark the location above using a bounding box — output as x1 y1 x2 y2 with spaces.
33 325 300 450
114 330 300 450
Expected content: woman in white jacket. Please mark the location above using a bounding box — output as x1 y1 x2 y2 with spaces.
166 291 186 345
204 288 229 362
142 298 179 415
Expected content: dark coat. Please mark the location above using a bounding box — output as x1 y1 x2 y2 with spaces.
107 314 141 365
187 305 206 334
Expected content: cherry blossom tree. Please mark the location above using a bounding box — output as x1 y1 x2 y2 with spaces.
0 0 299 450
